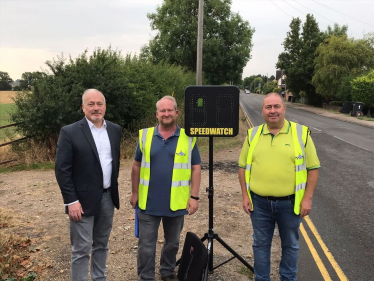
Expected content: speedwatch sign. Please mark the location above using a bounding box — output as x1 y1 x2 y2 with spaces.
184 86 239 137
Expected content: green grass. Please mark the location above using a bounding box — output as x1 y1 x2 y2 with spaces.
0 162 54 174
0 103 16 140
238 266 254 278
0 103 15 125
357 116 374 121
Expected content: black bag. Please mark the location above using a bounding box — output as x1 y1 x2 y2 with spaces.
177 232 208 281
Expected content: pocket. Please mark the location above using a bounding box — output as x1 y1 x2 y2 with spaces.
76 184 88 192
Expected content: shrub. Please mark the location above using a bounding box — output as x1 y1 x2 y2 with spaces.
329 101 343 106
351 70 374 116
11 48 195 143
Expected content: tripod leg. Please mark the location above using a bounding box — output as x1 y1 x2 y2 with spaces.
214 235 254 272
203 238 213 281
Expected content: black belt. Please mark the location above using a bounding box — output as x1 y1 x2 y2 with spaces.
250 191 294 201
103 187 111 193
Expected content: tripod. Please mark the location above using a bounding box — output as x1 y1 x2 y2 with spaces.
201 137 254 280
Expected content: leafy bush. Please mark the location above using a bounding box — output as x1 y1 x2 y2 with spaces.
351 70 374 108
262 81 277 95
329 101 343 106
11 48 195 145
273 87 282 93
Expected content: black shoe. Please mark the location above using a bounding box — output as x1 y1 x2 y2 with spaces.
161 273 177 281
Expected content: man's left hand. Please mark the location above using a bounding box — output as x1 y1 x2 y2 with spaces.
300 198 312 218
187 198 199 215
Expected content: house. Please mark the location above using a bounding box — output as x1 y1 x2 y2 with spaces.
275 70 286 93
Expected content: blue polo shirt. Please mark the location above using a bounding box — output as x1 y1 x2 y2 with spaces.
134 125 201 217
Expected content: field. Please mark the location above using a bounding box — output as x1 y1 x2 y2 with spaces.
0 91 16 104
0 92 17 141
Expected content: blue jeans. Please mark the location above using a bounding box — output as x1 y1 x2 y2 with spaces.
250 192 302 281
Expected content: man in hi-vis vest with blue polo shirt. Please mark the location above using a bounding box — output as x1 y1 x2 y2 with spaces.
130 95 201 281
238 92 320 281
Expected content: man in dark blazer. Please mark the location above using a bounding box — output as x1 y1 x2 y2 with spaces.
55 89 122 281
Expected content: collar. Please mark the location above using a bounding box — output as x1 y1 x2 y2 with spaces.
85 117 107 129
262 119 290 135
154 124 180 136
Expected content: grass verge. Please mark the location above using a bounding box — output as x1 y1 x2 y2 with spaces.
0 163 54 174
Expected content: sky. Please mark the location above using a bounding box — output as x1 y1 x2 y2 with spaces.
0 0 373 81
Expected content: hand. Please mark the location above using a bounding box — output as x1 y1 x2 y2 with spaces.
68 202 84 221
299 197 312 218
242 196 252 215
187 198 199 215
129 193 138 209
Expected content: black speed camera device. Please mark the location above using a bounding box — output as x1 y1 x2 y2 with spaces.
184 86 239 137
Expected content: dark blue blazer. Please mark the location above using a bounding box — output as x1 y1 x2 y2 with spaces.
55 117 122 216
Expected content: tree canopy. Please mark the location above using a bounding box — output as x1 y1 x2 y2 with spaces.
19 71 47 90
312 35 374 101
277 14 324 105
0 71 13 90
142 0 254 85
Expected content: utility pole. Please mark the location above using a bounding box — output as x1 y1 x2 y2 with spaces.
196 0 204 86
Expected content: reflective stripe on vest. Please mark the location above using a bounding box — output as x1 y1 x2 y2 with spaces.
138 127 196 211
245 122 309 215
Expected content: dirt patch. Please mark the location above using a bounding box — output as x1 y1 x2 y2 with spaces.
0 146 282 280
0 91 16 104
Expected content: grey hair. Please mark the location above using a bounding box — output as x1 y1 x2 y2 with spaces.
82 89 106 104
156 95 178 110
263 92 285 105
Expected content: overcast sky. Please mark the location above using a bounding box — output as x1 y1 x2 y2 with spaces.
0 0 373 81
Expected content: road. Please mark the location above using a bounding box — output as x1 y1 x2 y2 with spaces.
240 93 374 281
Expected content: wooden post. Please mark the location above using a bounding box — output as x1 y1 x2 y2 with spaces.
196 0 204 86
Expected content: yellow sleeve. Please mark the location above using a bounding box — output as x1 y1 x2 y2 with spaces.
238 136 250 168
305 135 320 170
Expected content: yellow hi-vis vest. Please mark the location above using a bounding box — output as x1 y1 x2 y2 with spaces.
245 121 309 215
138 127 197 211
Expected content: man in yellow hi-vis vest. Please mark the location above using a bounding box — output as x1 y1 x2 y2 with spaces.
130 96 201 281
238 92 320 281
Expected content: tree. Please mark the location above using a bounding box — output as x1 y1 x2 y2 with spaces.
351 70 374 116
312 35 374 101
142 0 254 85
263 80 277 94
269 75 275 81
277 15 324 105
0 71 13 90
19 71 47 90
252 77 263 92
324 23 348 37
336 74 358 102
276 18 302 94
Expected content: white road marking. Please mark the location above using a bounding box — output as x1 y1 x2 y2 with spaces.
308 126 322 132
333 136 370 152
289 118 299 122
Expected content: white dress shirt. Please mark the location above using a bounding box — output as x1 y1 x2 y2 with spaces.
86 118 113 189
